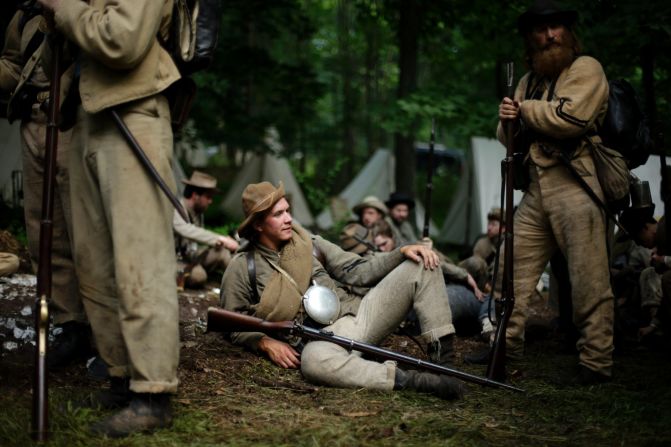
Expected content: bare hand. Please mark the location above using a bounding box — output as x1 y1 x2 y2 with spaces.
499 97 520 122
467 274 484 301
216 236 239 252
258 336 300 369
400 244 440 270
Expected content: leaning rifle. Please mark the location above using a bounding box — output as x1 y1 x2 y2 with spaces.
422 119 436 238
486 62 516 383
207 307 524 393
109 110 189 222
33 32 62 442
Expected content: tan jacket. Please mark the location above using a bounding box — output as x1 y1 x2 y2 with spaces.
173 198 221 257
221 234 405 351
0 12 50 119
497 56 609 170
53 0 180 113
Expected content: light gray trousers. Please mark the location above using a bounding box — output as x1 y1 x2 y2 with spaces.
301 260 454 390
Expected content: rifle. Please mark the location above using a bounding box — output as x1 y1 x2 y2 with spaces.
486 62 516 382
109 110 189 222
207 307 524 393
422 119 436 238
32 32 62 442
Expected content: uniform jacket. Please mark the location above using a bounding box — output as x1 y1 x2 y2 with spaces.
497 55 609 172
173 198 221 257
0 11 50 119
221 232 405 351
386 217 418 246
53 0 180 113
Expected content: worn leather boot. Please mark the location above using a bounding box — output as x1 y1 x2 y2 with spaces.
90 392 173 438
427 334 455 367
393 368 464 400
80 377 132 410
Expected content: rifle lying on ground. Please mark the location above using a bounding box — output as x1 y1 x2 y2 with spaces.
207 307 524 393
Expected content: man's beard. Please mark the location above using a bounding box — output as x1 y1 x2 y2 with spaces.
531 39 575 78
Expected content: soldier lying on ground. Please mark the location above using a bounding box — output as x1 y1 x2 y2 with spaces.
221 181 464 400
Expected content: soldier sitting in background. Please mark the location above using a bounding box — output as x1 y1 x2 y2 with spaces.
174 171 239 288
385 192 418 246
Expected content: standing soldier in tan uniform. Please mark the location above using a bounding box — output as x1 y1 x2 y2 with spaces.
38 0 181 437
173 171 239 288
497 0 614 384
0 5 90 366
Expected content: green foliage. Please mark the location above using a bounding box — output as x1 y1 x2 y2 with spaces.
185 0 671 224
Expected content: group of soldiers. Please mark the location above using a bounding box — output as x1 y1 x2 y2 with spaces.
2 0 667 440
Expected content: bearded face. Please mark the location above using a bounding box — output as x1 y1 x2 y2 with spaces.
525 23 580 78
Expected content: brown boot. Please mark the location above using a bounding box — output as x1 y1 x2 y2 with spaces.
90 393 172 438
79 377 131 410
393 368 465 400
427 334 455 367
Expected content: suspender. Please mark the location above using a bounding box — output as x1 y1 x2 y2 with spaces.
246 250 259 302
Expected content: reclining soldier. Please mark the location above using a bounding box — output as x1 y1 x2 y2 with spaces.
221 181 464 400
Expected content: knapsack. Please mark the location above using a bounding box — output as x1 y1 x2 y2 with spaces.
163 0 222 129
599 79 653 170
168 0 222 75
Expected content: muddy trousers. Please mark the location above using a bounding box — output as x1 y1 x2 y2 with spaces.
68 95 179 393
507 163 614 376
301 260 455 390
21 111 85 325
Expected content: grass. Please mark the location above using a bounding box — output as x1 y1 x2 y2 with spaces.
1 330 670 447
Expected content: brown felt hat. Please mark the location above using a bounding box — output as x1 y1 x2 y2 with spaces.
237 181 285 239
340 223 374 255
352 196 388 216
181 170 220 192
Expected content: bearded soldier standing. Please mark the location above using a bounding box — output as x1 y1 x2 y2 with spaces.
497 0 614 384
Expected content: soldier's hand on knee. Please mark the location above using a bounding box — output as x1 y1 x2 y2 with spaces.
400 245 440 270
258 336 301 369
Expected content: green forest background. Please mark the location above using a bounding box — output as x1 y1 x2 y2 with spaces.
183 0 670 228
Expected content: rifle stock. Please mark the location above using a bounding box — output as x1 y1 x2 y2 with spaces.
486 62 516 383
207 307 523 393
207 307 294 334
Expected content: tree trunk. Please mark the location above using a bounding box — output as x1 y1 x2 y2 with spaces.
338 0 356 181
394 0 420 197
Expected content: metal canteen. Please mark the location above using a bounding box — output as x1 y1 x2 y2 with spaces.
302 280 340 325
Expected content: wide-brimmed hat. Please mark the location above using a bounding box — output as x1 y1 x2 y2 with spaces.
518 0 578 34
385 191 415 210
237 181 285 238
340 223 375 255
352 196 388 216
181 171 220 192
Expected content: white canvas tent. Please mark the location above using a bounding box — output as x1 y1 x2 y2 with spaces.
632 154 663 216
315 148 438 236
0 119 22 205
221 153 314 227
440 137 523 246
